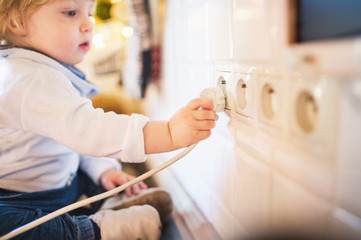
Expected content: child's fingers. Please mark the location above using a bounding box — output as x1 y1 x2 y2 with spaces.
194 109 218 121
125 175 137 196
195 119 216 130
131 184 139 195
129 181 147 196
101 177 116 191
112 173 132 196
138 181 148 190
187 98 214 110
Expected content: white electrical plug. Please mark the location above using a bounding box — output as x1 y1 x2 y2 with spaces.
200 87 226 112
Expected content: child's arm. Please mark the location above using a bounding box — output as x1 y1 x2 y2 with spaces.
143 98 218 154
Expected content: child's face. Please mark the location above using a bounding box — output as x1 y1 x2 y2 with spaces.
21 0 94 65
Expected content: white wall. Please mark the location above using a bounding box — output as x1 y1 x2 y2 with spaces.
146 0 361 239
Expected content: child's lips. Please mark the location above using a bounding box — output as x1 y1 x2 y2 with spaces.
79 41 90 51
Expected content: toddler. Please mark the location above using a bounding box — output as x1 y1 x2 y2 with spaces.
0 0 217 239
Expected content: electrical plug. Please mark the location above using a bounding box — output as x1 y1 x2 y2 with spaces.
200 87 226 112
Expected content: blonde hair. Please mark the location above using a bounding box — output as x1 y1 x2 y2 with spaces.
0 0 55 44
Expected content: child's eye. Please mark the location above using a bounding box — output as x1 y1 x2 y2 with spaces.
64 11 76 17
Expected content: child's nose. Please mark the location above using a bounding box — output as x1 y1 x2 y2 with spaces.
80 16 94 33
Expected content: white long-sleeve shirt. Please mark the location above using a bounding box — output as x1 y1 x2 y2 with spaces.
0 48 149 192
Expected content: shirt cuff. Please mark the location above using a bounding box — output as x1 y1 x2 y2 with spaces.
120 113 149 163
79 155 121 185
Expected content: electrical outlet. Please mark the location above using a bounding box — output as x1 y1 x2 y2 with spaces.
289 75 338 158
258 75 287 134
233 67 257 119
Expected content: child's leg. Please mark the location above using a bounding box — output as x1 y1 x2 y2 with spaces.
0 206 98 240
100 187 173 223
0 170 103 240
0 169 163 240
77 170 163 239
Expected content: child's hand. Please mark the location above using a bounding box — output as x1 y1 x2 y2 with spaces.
99 169 148 197
168 98 218 148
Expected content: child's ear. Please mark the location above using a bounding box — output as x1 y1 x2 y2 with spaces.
8 17 27 37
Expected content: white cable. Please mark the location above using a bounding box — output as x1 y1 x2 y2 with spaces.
0 143 197 240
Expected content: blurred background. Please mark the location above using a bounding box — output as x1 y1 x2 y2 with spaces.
80 0 165 116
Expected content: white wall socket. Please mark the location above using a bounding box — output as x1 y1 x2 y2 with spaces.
258 75 287 133
289 75 338 158
233 68 257 119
